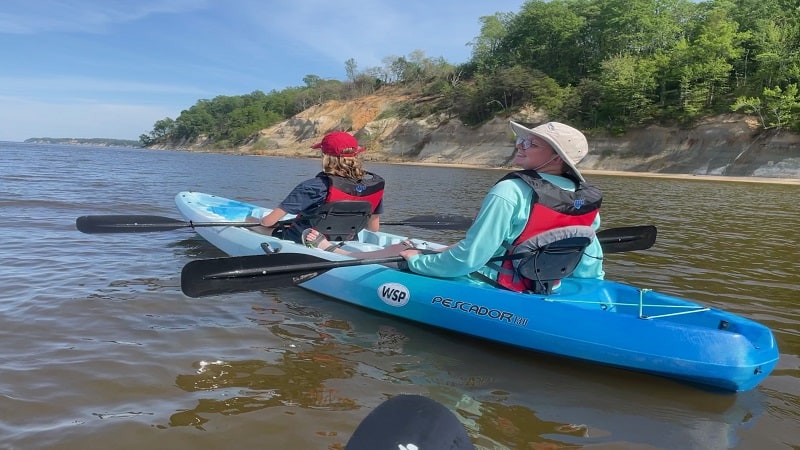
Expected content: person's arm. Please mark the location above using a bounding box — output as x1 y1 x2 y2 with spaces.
366 199 384 232
244 206 289 235
259 207 288 227
402 192 518 278
366 214 380 231
245 178 326 227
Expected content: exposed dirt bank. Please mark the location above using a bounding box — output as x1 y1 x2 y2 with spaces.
151 91 800 182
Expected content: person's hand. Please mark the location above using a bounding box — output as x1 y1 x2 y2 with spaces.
399 249 421 259
396 249 420 271
245 214 261 225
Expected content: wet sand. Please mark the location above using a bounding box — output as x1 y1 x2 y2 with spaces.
582 169 800 185
377 159 800 185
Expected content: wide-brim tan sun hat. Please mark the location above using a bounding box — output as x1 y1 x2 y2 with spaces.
509 121 588 182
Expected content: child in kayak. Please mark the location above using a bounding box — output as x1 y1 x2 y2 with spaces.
247 131 385 244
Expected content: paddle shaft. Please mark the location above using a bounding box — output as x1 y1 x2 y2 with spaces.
197 229 645 280
180 225 656 297
76 214 652 249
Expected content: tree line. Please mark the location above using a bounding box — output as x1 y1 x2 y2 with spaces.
141 0 800 147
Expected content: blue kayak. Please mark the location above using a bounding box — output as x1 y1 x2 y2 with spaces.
175 191 779 392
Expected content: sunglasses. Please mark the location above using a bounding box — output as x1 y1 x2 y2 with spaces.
515 137 545 150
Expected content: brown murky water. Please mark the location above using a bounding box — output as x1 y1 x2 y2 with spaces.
1 142 797 449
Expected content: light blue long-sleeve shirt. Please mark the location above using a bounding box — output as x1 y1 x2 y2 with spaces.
406 173 604 281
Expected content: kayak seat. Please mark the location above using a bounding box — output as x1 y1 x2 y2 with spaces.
305 200 373 242
513 225 595 294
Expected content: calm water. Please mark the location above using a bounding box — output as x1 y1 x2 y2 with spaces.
1 142 798 450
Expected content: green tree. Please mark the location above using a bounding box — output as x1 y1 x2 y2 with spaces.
597 54 658 125
140 117 175 145
500 0 588 85
470 13 513 72
587 0 692 57
734 84 800 129
670 4 747 117
303 74 323 88
344 59 358 82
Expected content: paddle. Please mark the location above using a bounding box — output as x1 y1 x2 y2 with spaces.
345 394 474 450
598 224 657 254
181 225 657 297
75 213 474 234
381 214 473 229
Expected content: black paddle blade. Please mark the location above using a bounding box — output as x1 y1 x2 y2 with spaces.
597 225 657 253
181 253 331 297
181 252 410 298
345 395 474 450
76 215 189 233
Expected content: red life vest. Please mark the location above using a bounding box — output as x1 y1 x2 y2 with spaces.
321 172 385 212
282 172 386 242
494 170 602 292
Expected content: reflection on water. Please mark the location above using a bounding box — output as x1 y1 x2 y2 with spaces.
166 297 421 432
392 321 767 450
170 350 359 429
160 296 769 449
453 390 762 450
459 397 592 449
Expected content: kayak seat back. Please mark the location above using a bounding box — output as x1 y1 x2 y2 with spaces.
513 225 595 294
307 201 373 241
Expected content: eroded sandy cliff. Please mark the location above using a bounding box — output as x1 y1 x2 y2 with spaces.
165 91 800 179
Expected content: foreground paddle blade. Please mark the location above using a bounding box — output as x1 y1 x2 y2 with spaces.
597 225 657 253
345 395 474 450
181 253 409 297
181 253 330 297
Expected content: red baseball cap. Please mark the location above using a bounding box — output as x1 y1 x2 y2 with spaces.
311 131 365 157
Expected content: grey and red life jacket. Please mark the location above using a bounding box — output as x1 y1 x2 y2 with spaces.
494 170 602 292
321 172 385 210
283 172 386 242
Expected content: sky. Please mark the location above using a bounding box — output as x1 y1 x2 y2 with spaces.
0 0 526 142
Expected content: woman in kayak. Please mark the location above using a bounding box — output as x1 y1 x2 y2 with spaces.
247 131 385 244
395 121 605 290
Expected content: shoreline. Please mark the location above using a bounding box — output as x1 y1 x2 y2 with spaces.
372 159 800 185
156 146 800 185
581 169 800 185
